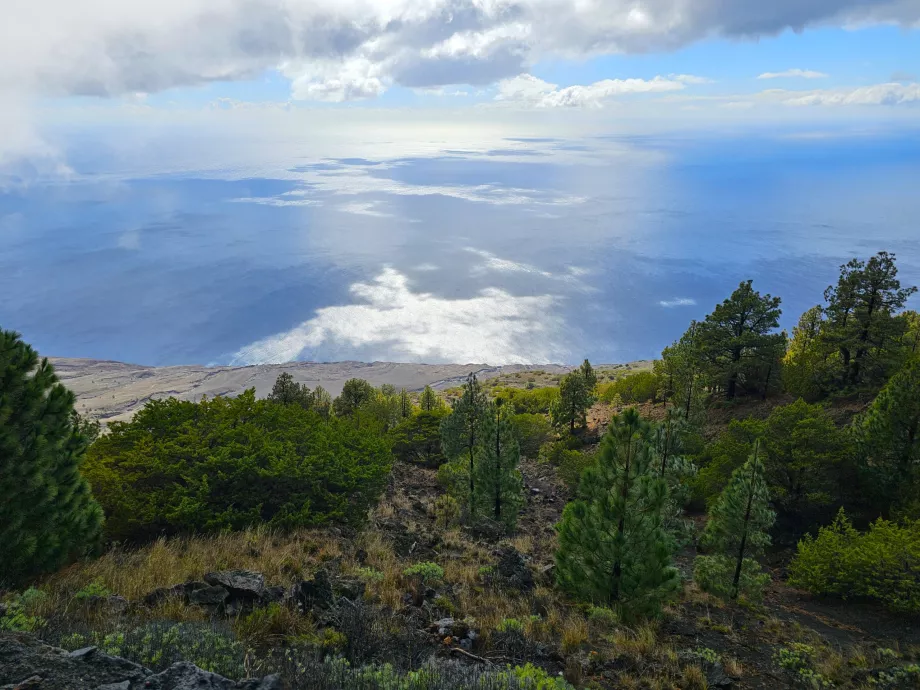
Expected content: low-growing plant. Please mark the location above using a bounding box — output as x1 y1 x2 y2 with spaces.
73 579 111 601
0 588 48 632
789 508 920 613
433 494 461 529
403 562 444 606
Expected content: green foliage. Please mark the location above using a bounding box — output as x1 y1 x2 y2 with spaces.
555 408 679 619
509 413 552 458
696 442 775 600
783 306 837 400
391 410 449 467
0 588 48 632
473 401 524 531
267 372 316 409
760 399 851 528
62 621 245 676
695 280 785 400
694 555 771 603
823 251 917 389
545 442 593 491
419 385 444 413
551 360 596 435
440 374 490 518
597 371 660 405
656 321 708 420
433 494 461 529
692 419 765 505
333 379 378 417
83 391 391 542
73 579 111 601
773 643 833 688
403 562 444 583
852 356 920 518
492 386 560 415
789 508 920 613
0 330 104 586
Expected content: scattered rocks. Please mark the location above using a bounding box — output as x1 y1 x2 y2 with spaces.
187 585 230 607
143 582 209 607
0 632 280 690
293 569 334 611
495 547 535 592
204 570 266 601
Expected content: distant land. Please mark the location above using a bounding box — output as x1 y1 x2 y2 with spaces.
51 358 654 423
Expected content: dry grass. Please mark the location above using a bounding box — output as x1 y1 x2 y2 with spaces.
41 527 338 601
560 614 589 654
680 664 709 690
724 656 743 677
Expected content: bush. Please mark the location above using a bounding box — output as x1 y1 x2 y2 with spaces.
597 371 659 405
788 509 920 613
83 391 392 542
694 555 771 602
433 495 461 529
510 414 553 458
540 441 592 490
0 588 48 632
59 621 246 676
492 387 560 415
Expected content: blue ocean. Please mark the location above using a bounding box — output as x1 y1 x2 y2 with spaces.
2 128 918 366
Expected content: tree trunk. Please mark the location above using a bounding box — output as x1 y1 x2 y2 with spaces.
732 450 758 599
727 346 742 400
611 437 633 603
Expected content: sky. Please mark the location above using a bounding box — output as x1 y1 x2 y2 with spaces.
1 1 919 366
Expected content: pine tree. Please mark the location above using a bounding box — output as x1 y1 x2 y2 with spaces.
419 385 442 412
694 441 775 600
853 356 920 517
398 388 413 419
555 408 679 618
653 408 697 545
552 359 597 434
312 386 332 419
267 372 314 409
473 399 524 530
440 373 489 515
823 252 917 387
696 280 784 400
783 306 836 400
656 321 705 417
333 378 376 417
0 330 104 585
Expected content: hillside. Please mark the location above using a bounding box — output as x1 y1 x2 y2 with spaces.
50 357 652 423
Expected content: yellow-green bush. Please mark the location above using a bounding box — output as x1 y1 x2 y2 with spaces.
596 371 659 405
789 509 920 613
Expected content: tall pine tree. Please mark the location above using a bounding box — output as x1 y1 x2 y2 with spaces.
473 399 524 530
823 252 917 388
0 330 103 585
555 408 679 618
552 359 597 434
694 441 775 600
696 280 784 400
853 356 920 518
440 373 489 516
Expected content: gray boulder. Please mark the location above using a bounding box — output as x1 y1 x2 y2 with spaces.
204 571 265 600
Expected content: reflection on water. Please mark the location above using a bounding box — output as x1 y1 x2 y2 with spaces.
1 133 918 365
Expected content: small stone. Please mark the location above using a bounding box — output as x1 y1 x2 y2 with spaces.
188 585 229 606
95 682 131 690
69 646 98 659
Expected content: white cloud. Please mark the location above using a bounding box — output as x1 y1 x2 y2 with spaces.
3 0 917 104
780 82 920 105
496 73 686 108
229 196 322 207
758 69 829 79
659 297 697 308
670 74 714 84
117 229 141 250
231 266 566 364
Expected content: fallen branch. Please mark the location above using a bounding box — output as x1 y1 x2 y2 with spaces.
449 647 493 665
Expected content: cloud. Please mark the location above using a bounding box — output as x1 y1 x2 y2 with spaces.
659 297 697 308
3 0 918 104
496 73 686 108
231 266 566 364
670 74 714 84
779 82 920 106
338 200 394 217
758 69 829 79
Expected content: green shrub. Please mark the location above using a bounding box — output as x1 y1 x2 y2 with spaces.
61 621 245 676
773 643 833 688
84 391 392 542
73 579 111 601
0 588 48 632
403 562 444 582
694 555 771 603
433 495 461 529
510 413 553 458
540 441 593 490
789 508 920 613
597 371 659 405
492 387 560 415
